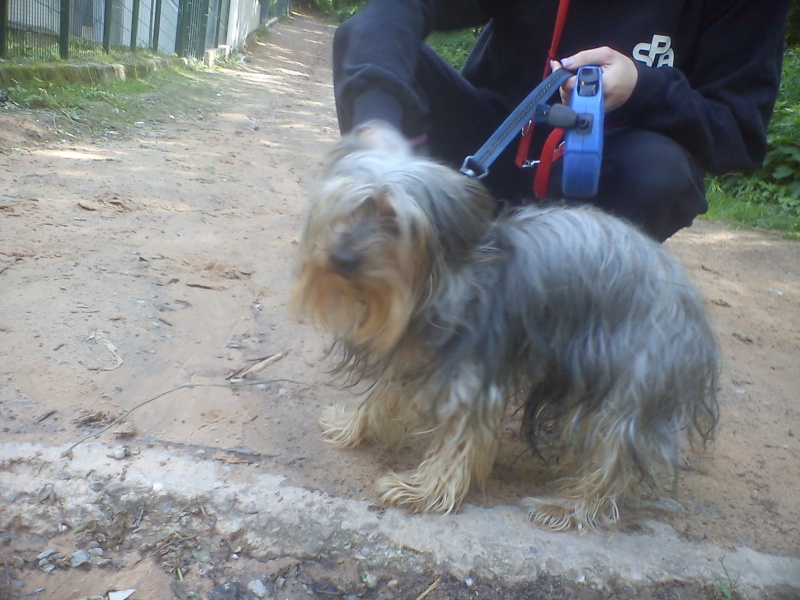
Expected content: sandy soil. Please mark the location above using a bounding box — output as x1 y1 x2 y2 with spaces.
1 11 799 599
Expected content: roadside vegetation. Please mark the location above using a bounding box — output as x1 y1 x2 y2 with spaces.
1 65 218 139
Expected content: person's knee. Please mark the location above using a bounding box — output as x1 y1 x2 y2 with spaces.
609 132 701 196
595 130 707 240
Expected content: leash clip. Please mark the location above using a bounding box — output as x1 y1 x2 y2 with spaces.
460 156 488 179
520 159 541 170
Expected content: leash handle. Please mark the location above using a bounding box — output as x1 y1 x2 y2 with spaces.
460 68 574 179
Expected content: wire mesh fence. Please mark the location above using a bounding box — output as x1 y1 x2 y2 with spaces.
262 0 288 20
0 0 288 60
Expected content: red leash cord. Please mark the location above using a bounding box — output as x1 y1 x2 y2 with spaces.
514 0 571 198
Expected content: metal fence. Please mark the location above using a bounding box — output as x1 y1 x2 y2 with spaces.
0 0 289 60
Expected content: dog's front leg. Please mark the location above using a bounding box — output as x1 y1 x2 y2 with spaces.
320 380 422 449
377 371 504 514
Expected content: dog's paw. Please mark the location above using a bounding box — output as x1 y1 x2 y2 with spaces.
522 495 619 532
319 403 365 448
377 471 464 514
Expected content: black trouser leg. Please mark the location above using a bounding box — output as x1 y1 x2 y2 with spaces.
548 128 708 241
333 23 532 201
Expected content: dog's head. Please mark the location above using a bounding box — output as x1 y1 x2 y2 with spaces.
292 121 494 354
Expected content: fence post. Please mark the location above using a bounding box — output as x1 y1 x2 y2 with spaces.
0 0 8 59
103 0 113 53
153 0 162 52
197 0 210 58
176 0 190 57
60 0 71 59
130 0 141 51
212 0 222 48
218 0 231 48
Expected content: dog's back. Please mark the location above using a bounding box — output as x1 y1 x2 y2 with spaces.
490 204 719 474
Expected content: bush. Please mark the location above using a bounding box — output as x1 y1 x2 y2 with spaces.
713 48 800 231
302 0 365 20
788 0 800 47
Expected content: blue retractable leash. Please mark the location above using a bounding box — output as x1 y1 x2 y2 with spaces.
460 66 604 198
562 66 604 197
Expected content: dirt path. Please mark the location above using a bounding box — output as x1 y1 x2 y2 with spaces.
1 11 799 600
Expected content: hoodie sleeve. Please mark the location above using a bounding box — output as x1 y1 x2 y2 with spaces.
622 1 790 174
333 0 492 135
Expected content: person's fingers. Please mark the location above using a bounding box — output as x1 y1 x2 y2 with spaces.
557 46 638 111
551 60 575 103
560 46 617 70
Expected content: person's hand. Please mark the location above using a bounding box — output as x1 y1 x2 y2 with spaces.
551 46 639 112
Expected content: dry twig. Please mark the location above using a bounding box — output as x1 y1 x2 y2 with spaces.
62 378 306 458
415 577 442 600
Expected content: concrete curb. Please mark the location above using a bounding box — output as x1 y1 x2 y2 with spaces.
0 57 190 89
2 441 798 598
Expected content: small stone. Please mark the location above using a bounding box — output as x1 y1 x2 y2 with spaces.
37 548 58 560
247 579 268 598
70 549 90 568
42 563 56 573
386 579 399 589
112 446 129 459
208 582 240 600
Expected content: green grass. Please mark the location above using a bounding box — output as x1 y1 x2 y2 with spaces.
705 179 800 238
3 64 218 137
2 33 166 65
710 558 741 600
427 29 481 71
8 76 153 111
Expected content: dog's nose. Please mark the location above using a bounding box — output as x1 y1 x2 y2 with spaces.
329 248 362 276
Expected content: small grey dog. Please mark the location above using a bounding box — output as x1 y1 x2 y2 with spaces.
292 121 719 531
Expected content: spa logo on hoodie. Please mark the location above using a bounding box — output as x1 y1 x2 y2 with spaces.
633 34 674 67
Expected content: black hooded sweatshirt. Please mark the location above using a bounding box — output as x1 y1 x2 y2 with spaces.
335 0 790 175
